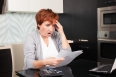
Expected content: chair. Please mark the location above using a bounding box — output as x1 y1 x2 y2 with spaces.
10 43 24 77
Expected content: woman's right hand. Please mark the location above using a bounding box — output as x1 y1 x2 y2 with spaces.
43 57 65 66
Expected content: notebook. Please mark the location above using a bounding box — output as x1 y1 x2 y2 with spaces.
89 58 116 74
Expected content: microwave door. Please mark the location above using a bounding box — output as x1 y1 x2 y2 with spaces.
101 10 116 28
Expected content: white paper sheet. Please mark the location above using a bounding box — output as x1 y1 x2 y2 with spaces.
47 50 83 68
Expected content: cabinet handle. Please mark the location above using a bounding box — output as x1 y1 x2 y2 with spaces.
79 46 89 49
79 39 88 42
105 0 116 4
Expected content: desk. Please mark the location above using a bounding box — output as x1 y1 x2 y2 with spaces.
16 66 74 77
16 59 116 77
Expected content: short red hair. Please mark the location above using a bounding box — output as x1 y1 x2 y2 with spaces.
35 9 59 29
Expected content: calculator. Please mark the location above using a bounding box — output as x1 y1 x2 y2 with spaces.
38 68 64 77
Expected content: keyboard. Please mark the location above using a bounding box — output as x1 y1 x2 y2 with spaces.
38 68 64 77
96 65 112 74
89 64 112 74
97 65 112 71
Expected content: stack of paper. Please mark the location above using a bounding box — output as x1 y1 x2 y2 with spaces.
48 50 83 68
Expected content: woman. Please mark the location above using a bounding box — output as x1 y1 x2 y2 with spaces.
24 9 72 69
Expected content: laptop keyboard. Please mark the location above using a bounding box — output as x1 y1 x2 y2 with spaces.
97 65 112 72
89 64 113 74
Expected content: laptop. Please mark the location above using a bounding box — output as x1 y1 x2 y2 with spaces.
89 58 116 74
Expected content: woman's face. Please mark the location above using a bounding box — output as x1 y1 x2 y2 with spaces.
38 21 56 38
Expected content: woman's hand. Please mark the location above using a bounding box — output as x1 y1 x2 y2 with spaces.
44 57 65 66
54 21 70 49
55 21 64 36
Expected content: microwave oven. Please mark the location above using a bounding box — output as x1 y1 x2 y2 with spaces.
98 6 116 31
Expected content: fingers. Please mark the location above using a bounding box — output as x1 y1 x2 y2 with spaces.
55 21 64 35
52 58 64 66
55 57 65 63
55 21 61 28
56 57 65 61
52 61 59 66
45 57 64 66
56 20 60 24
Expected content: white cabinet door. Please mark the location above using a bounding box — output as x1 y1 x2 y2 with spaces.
6 0 29 12
29 0 63 13
29 0 42 12
5 0 63 13
41 0 63 13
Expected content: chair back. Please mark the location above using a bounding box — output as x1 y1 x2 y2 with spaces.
10 43 24 77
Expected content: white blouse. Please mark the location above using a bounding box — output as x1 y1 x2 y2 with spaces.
40 35 58 59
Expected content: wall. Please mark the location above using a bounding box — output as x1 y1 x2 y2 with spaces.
0 0 97 45
0 0 97 61
0 13 36 45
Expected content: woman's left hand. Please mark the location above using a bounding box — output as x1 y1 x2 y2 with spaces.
55 21 64 36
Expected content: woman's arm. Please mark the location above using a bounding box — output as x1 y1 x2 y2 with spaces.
24 34 38 69
60 32 70 49
33 57 64 69
55 21 70 49
24 34 64 69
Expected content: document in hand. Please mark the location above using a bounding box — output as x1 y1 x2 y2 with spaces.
48 50 83 68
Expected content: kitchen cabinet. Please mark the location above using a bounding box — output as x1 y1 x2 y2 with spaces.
61 0 97 44
5 0 29 12
29 0 41 12
4 0 63 13
30 0 63 13
97 0 116 8
59 0 97 61
41 0 63 13
70 43 97 61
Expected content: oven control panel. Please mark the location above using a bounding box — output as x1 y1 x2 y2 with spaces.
98 31 116 39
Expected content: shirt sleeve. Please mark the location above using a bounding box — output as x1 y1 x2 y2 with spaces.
24 34 36 69
54 31 72 52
